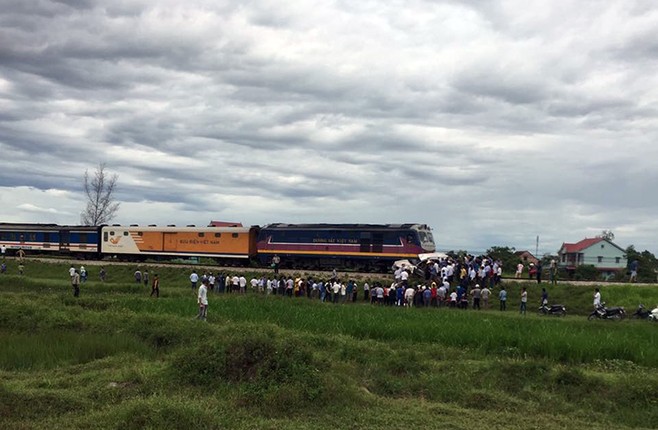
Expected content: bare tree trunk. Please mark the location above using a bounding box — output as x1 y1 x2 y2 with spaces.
81 163 120 226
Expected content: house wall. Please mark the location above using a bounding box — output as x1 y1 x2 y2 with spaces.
581 241 627 269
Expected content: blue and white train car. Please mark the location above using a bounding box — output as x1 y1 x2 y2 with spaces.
0 223 99 257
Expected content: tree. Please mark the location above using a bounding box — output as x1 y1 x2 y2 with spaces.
625 245 658 283
80 163 120 226
597 230 615 241
486 246 518 273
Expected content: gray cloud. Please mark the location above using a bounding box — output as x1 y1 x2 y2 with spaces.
1 0 658 254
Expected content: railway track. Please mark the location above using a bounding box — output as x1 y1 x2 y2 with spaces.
15 256 657 286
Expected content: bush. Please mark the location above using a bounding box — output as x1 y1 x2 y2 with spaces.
574 265 599 281
171 327 324 416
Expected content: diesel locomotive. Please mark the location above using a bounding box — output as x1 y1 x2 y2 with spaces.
0 222 435 270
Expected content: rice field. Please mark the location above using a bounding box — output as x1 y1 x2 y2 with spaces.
0 259 657 429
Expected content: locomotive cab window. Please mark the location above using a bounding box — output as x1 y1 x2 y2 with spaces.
123 231 129 236
214 233 221 238
109 231 115 236
104 232 108 242
198 233 205 237
137 232 143 236
232 233 239 238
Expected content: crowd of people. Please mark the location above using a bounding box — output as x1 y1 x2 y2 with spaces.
54 255 614 319
177 255 554 316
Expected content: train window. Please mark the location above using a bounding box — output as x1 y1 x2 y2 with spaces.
406 234 413 243
137 232 143 236
198 233 205 238
104 232 108 242
232 233 238 238
214 233 221 238
30 233 37 241
80 233 87 242
109 231 115 236
44 232 50 242
123 231 129 236
10 233 16 241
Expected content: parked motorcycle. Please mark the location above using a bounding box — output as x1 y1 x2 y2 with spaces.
631 304 651 319
649 306 658 322
538 303 567 316
588 303 625 320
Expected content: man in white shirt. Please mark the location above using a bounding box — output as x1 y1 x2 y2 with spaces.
197 281 208 320
593 288 601 308
515 263 524 279
400 269 409 286
404 286 415 307
239 275 247 294
190 271 199 290
231 275 240 293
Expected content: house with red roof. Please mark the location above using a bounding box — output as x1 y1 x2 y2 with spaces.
514 250 539 266
558 237 627 274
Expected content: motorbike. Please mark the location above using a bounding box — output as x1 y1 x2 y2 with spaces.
631 304 651 319
649 306 658 322
588 302 625 320
538 303 567 316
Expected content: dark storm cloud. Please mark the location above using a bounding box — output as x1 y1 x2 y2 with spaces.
2 0 658 253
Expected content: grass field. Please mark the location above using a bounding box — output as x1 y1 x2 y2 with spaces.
0 258 657 429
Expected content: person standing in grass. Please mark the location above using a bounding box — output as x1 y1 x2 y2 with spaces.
515 262 523 279
18 262 24 275
197 280 208 320
143 269 149 287
520 287 527 315
593 288 601 308
629 259 639 283
190 270 199 290
481 285 491 309
69 265 75 282
99 267 106 282
150 273 160 298
499 286 507 311
549 259 557 285
471 284 482 310
541 288 548 306
72 269 80 297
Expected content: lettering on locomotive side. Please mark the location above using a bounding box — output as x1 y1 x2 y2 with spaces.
312 238 358 244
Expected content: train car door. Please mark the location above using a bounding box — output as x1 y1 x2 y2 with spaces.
59 230 70 251
372 233 384 253
163 232 178 252
359 232 371 253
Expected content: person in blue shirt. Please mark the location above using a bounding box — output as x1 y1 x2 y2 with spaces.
541 288 548 306
629 259 639 283
499 286 507 311
319 281 326 302
396 284 404 306
422 287 431 307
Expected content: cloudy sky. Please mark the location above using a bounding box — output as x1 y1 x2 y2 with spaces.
1 0 657 255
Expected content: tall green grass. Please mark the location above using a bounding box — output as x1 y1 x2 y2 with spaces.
0 331 152 370
2 259 658 429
